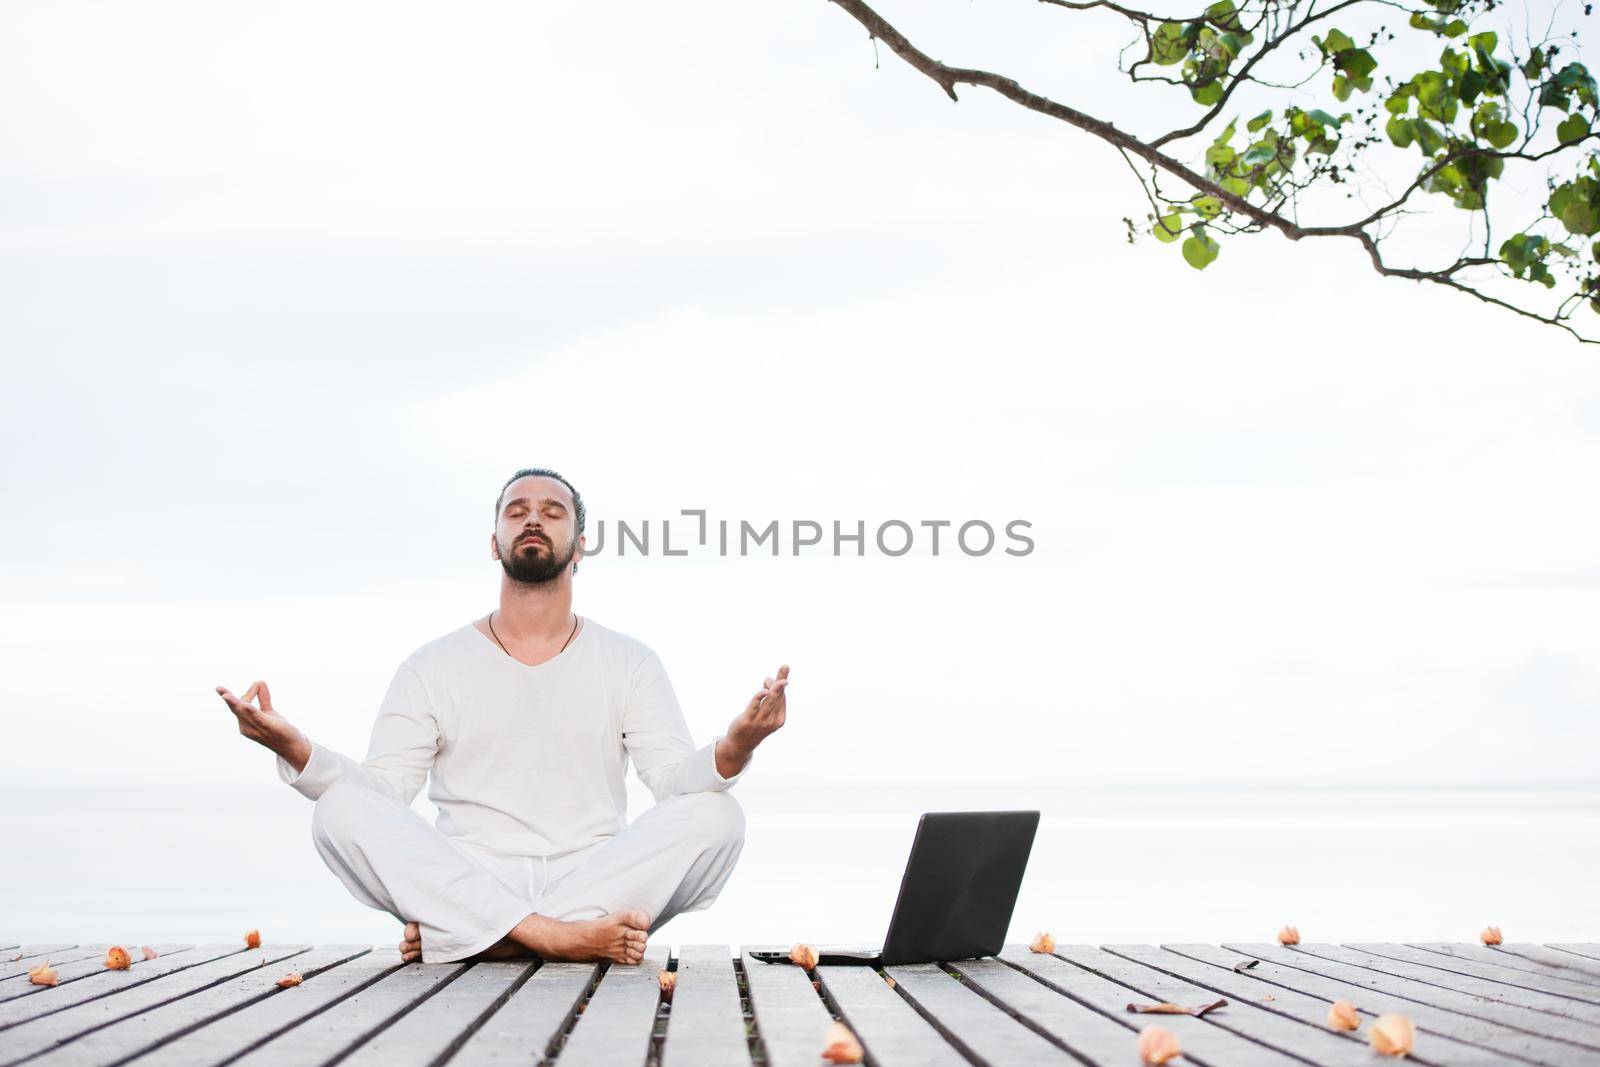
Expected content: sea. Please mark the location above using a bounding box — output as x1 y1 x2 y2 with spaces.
4 783 1596 954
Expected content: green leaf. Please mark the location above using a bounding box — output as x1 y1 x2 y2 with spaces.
1153 214 1185 242
1246 109 1273 132
1205 0 1245 31
1182 229 1220 269
1190 80 1225 105
1558 114 1591 144
1317 29 1356 55
1385 116 1415 147
1242 142 1277 166
1192 195 1224 219
1152 22 1188 65
1341 49 1378 80
1561 200 1599 236
1333 75 1352 101
1443 19 1468 37
1523 47 1546 80
1487 120 1518 149
1414 120 1445 154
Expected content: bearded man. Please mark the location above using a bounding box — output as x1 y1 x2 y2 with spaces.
217 467 789 964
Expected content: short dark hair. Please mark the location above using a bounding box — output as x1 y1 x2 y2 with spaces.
496 468 585 536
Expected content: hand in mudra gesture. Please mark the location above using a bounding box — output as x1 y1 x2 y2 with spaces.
216 679 305 759
724 665 789 756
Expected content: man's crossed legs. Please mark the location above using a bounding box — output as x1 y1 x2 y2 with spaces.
309 779 746 964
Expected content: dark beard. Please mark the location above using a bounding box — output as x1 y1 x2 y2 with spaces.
499 535 574 584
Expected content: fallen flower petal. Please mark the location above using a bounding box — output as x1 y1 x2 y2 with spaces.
104 946 131 970
1277 925 1300 946
1029 932 1056 954
1262 993 1276 1001
1137 1024 1182 1065
1327 999 1360 1030
1369 1012 1416 1056
1481 926 1503 946
658 970 676 1000
244 930 262 949
821 1020 864 1064
8 953 22 962
276 973 303 988
28 961 58 987
140 946 159 961
789 943 819 969
1126 998 1227 1017
884 975 897 989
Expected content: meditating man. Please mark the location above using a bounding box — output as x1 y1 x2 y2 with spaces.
215 467 789 966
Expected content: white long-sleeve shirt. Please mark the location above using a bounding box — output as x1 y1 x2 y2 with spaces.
277 616 747 858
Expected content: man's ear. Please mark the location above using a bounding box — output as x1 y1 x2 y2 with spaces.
490 531 501 560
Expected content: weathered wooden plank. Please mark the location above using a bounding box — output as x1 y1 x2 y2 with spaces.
1321 944 1600 1023
1409 943 1600 984
814 964 966 1067
1055 944 1384 1067
444 961 598 1067
1221 943 1600 1051
340 959 537 1067
0 945 235 1024
661 945 748 1067
1496 945 1600 981
1352 943 1600 1004
883 961 1077 1065
739 948 834 1067
553 947 668 1067
1001 945 1311 1066
226 959 470 1067
119 949 399 1067
949 955 1202 1066
1166 944 1586 1067
1548 944 1600 964
1111 943 1518 1067
18 945 373 1067
0 946 98 982
0 944 195 1004
0 943 311 1065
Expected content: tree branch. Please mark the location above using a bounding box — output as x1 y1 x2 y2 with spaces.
822 0 1596 342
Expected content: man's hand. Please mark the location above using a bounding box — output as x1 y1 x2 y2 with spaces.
716 665 789 778
216 679 311 772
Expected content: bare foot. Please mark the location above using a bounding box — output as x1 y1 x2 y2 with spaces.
508 909 651 965
401 911 649 965
399 921 422 963
400 921 534 964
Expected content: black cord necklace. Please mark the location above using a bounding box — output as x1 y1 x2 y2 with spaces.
488 610 579 661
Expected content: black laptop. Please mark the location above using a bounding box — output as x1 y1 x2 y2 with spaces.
751 810 1040 967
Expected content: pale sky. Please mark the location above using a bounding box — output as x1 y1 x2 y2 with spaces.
4 0 1599 794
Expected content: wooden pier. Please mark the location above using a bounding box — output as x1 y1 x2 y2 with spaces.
2 939 1598 1065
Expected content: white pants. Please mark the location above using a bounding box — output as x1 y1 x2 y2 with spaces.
309 779 746 963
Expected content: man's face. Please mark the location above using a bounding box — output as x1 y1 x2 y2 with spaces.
493 476 583 584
